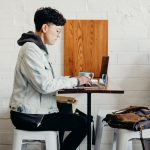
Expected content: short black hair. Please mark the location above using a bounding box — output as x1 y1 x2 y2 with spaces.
34 7 66 31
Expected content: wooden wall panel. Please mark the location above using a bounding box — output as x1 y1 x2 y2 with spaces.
64 20 108 78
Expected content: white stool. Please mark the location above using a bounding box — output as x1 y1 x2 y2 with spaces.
94 110 117 150
12 129 58 150
94 110 150 150
116 128 150 150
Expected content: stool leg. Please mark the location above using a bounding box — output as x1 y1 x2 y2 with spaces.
116 129 129 150
145 140 150 150
12 131 23 150
94 115 104 150
22 143 28 150
41 141 46 150
111 129 130 150
128 140 132 150
112 129 117 150
57 132 61 150
45 132 57 150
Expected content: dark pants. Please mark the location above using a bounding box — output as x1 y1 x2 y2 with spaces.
10 111 87 150
57 102 73 146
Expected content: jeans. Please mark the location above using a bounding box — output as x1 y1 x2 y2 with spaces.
10 111 87 150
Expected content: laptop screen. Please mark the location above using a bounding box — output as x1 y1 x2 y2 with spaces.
100 56 109 78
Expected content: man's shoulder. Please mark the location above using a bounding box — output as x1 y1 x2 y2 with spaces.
23 42 40 50
21 42 44 56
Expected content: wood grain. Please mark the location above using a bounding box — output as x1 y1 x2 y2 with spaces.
64 20 108 78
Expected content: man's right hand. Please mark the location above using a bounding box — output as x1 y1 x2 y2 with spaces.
78 76 92 86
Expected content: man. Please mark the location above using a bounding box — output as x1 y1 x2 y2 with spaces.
9 7 91 150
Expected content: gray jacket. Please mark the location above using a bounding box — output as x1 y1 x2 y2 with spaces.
9 32 78 114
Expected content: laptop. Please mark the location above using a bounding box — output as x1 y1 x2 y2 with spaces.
77 56 109 88
100 56 109 78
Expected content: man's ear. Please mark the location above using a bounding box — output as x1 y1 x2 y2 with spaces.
41 24 48 33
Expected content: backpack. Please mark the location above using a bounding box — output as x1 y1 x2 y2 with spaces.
103 106 150 150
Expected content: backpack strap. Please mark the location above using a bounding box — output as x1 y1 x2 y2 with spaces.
112 106 149 114
112 106 132 114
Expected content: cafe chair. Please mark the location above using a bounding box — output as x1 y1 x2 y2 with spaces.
12 128 58 150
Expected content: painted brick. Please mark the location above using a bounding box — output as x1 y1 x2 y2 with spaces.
76 11 107 19
0 107 10 118
0 27 23 38
139 39 150 51
0 0 24 12
61 12 76 19
111 78 150 90
109 23 148 39
0 52 18 66
109 39 138 52
0 11 14 26
0 39 15 51
0 131 13 144
118 52 149 65
22 0 87 12
109 65 150 78
87 0 117 12
0 145 11 150
14 11 26 27
108 52 118 65
0 119 13 131
0 98 10 107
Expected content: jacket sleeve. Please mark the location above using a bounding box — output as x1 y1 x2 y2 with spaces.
20 48 78 94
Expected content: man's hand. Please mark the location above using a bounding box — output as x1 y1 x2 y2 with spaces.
78 76 92 86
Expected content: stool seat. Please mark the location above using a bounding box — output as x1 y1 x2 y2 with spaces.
12 129 58 150
116 128 150 150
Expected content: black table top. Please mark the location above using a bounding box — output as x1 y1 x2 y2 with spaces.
58 83 124 94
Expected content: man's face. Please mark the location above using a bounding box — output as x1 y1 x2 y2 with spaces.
44 24 62 45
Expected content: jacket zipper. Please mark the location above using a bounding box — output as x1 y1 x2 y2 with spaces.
49 62 55 78
37 115 45 127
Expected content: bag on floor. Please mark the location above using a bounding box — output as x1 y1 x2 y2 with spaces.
103 106 150 150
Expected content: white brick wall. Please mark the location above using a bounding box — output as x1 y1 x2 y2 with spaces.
0 0 149 149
